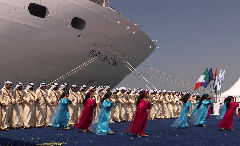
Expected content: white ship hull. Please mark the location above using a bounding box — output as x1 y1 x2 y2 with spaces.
0 0 155 87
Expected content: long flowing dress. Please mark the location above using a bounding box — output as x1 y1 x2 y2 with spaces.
216 104 227 120
207 103 213 119
75 98 97 130
96 99 114 135
53 98 72 128
171 101 192 128
191 100 212 125
190 100 200 117
127 99 152 135
217 102 239 130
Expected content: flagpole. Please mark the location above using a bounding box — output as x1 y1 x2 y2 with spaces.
209 83 212 94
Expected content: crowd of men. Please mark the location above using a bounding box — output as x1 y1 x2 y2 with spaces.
0 81 199 131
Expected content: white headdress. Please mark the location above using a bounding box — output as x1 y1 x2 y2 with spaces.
71 85 77 88
79 85 86 90
59 83 68 90
111 89 117 93
131 89 136 94
120 87 126 91
4 81 12 88
97 86 103 92
105 86 111 90
50 83 59 90
39 83 46 89
25 82 34 90
5 81 12 85
14 82 23 90
89 86 96 90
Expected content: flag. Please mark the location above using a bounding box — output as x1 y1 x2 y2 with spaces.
201 69 210 88
213 75 218 93
209 68 213 81
212 68 218 92
213 68 217 80
194 68 209 90
217 69 225 91
201 68 213 88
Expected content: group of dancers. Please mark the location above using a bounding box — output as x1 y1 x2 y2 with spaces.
53 90 115 135
53 90 151 137
1 81 239 137
0 80 197 131
172 94 239 131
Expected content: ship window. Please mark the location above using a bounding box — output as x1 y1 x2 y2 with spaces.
71 17 86 30
28 3 48 18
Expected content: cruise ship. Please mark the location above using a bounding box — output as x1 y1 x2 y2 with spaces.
0 0 155 87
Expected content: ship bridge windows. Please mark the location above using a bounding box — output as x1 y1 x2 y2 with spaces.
28 3 48 18
71 17 86 30
89 0 110 7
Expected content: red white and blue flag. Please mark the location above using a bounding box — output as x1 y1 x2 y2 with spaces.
194 68 209 90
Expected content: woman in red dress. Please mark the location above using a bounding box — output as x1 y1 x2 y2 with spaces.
217 96 239 131
75 92 97 132
127 91 152 138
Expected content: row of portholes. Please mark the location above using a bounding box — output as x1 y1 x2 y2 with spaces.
28 3 86 30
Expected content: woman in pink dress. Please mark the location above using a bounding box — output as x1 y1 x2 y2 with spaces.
217 96 239 131
127 91 152 138
75 92 97 132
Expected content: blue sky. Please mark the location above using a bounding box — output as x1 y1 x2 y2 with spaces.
111 0 240 93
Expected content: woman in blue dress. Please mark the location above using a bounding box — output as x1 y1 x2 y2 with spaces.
191 94 212 127
53 91 72 129
190 95 201 117
171 94 191 128
96 92 115 135
216 98 227 120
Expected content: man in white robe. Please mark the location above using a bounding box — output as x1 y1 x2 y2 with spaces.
23 83 36 128
109 89 117 123
125 89 132 121
77 85 87 117
46 83 60 126
113 88 121 122
12 82 24 129
98 87 106 102
158 91 165 119
35 83 47 127
149 90 156 120
166 91 174 118
172 92 179 118
188 94 196 116
58 83 68 100
154 91 162 119
177 93 183 117
119 87 128 121
93 86 101 123
127 89 136 121
162 91 170 118
0 81 13 130
68 85 78 126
